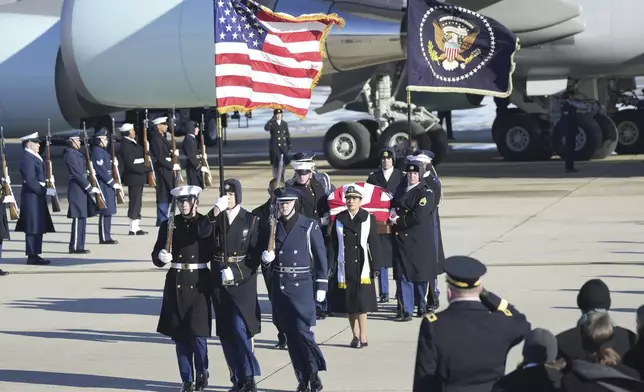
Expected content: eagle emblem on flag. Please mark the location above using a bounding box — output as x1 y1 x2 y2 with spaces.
428 16 481 71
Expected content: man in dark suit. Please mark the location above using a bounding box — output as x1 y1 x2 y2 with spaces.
118 123 149 235
264 108 291 182
15 132 55 265
413 256 531 392
181 120 204 188
149 116 177 226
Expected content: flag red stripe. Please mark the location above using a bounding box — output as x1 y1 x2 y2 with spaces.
260 41 322 63
216 96 307 117
270 30 323 43
215 53 319 79
216 75 312 99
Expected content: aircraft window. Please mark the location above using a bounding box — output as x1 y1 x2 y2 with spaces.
256 0 277 9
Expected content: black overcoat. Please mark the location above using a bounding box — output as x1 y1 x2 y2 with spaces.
327 209 383 314
208 207 262 339
424 169 445 271
63 147 98 219
0 184 10 240
264 118 291 166
149 130 174 203
118 137 148 187
152 213 214 340
181 132 203 188
391 182 439 282
15 150 55 234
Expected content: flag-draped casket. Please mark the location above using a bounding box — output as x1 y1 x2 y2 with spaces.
327 182 392 225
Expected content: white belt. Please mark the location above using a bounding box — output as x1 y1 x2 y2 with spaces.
165 157 172 161
170 263 207 270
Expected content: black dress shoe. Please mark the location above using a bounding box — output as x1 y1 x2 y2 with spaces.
69 249 90 254
240 377 257 392
99 239 119 245
128 230 149 236
433 296 440 310
360 341 368 348
295 381 310 392
416 309 428 318
378 294 389 303
350 337 360 348
181 382 195 392
26 257 50 265
195 371 209 391
399 313 413 322
0 269 8 276
310 372 323 392
316 310 326 320
274 341 287 350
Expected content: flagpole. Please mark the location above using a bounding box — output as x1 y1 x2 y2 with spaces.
216 110 231 281
406 89 412 145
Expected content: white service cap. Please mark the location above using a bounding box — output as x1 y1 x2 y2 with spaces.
152 117 168 125
170 185 203 198
20 132 39 142
292 161 315 171
119 123 134 133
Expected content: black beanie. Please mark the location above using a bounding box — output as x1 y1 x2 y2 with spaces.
522 328 558 364
577 279 611 311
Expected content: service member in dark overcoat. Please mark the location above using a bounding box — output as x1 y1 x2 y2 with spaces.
251 177 287 349
413 256 532 392
149 116 178 226
327 184 383 348
63 131 100 254
259 187 328 392
287 155 332 319
208 179 262 392
152 185 228 392
181 121 204 188
288 151 334 194
15 132 55 265
394 139 419 172
91 128 120 245
390 161 439 320
118 123 149 235
366 147 404 304
264 108 291 182
0 173 12 276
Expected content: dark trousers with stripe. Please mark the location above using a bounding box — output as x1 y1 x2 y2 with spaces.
282 314 327 382
69 218 87 251
25 234 43 256
399 275 433 314
98 215 113 242
175 337 209 383
378 267 389 297
220 307 261 386
156 202 169 227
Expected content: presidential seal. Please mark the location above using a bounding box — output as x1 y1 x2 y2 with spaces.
429 16 481 71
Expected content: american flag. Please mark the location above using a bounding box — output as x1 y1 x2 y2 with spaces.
214 0 344 118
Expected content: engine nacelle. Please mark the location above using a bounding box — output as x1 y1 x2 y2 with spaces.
61 0 217 109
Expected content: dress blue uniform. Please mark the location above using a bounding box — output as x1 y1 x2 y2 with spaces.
261 187 328 392
91 128 118 244
63 131 98 253
264 108 291 181
149 117 175 226
15 132 55 265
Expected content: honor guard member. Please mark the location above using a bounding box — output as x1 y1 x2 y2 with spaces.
390 161 439 320
366 147 405 304
408 150 445 311
260 187 328 392
264 108 291 182
118 123 149 235
288 151 334 194
286 153 332 320
0 171 13 275
149 116 178 226
91 128 120 244
251 178 287 349
15 132 55 265
152 185 228 392
181 121 204 188
413 256 531 392
63 130 100 254
210 179 262 392
395 139 419 172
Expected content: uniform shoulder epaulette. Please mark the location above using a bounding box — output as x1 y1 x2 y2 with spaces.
424 313 438 323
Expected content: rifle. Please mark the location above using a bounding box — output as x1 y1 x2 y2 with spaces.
0 126 19 220
142 109 157 188
45 119 61 213
82 123 107 210
267 154 285 252
165 195 177 252
110 118 126 204
170 106 184 187
199 113 213 187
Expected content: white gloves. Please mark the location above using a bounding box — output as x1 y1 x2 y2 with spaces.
113 183 122 190
320 215 330 226
158 249 173 264
221 267 234 282
172 164 181 171
261 250 275 264
4 175 10 184
200 166 209 172
173 149 180 157
2 195 15 204
90 187 101 194
50 175 55 184
46 188 57 197
113 158 119 167
316 290 326 302
214 195 228 212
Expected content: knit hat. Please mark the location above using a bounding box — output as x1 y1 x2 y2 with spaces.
577 279 611 311
522 328 558 364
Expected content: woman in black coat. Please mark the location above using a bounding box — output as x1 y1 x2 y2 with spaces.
0 179 10 276
327 184 383 348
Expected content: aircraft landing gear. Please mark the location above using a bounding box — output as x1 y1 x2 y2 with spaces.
612 109 644 154
492 111 552 161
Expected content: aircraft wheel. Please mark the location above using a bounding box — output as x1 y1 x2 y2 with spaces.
357 119 382 167
427 125 448 165
592 113 618 159
378 121 429 158
612 109 644 154
493 112 547 161
323 121 371 169
552 114 602 161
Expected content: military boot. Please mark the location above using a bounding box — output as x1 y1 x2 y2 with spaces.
195 371 209 391
310 372 323 392
240 377 258 392
180 382 195 392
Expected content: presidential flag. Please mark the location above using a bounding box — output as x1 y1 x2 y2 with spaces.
406 0 520 97
214 0 344 118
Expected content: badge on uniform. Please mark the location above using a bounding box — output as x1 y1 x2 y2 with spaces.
419 197 427 206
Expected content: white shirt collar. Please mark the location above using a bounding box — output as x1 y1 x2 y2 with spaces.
188 134 196 138
406 182 419 192
24 148 43 162
449 297 481 304
124 137 137 144
226 204 241 224
382 166 393 181
348 209 359 219
523 363 539 369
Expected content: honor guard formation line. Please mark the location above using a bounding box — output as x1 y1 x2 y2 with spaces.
4 0 644 391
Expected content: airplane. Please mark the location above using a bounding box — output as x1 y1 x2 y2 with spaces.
1 0 644 170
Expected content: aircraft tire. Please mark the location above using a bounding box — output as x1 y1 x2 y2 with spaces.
427 125 448 166
491 108 525 144
377 121 431 160
552 114 602 161
612 109 644 154
592 113 618 159
357 119 382 167
323 121 371 169
493 112 547 161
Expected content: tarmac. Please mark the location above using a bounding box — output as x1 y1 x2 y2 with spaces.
1 135 644 392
